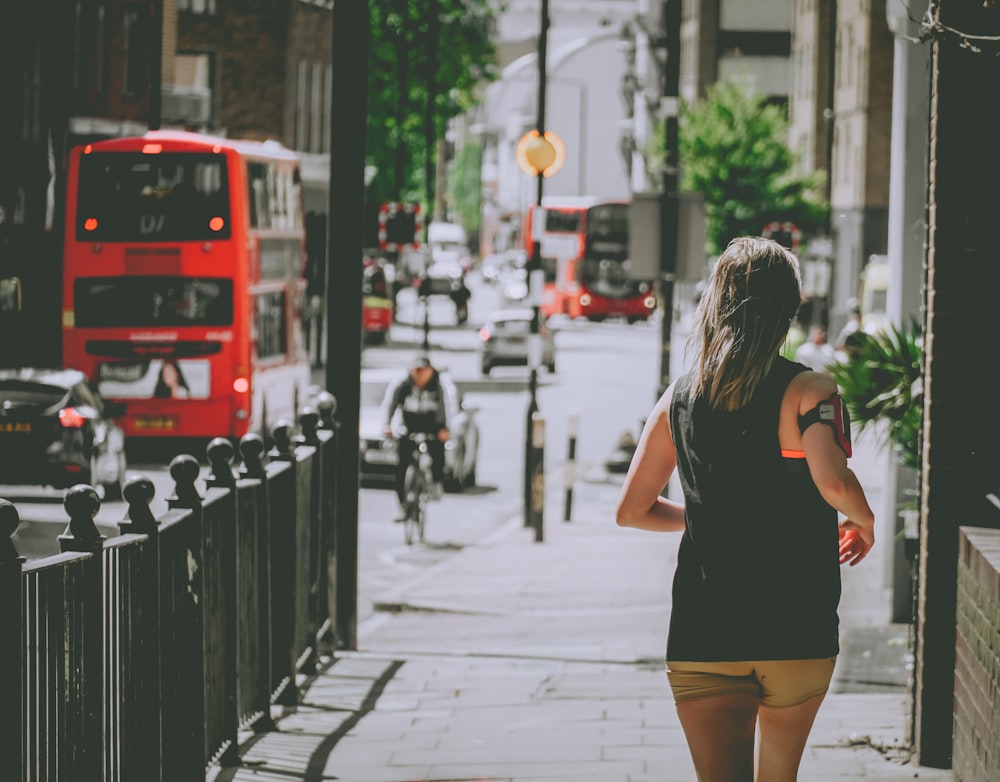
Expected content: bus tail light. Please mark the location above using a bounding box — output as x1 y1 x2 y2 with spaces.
234 375 251 420
59 407 87 428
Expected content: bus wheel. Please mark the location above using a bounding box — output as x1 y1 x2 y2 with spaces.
587 315 606 323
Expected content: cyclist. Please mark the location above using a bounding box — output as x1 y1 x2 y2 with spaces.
384 356 450 518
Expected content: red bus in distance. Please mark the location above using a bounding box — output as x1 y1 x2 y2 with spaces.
62 130 311 441
524 196 656 323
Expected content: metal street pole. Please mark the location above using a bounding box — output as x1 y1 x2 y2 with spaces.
524 0 549 534
326 0 369 651
657 0 681 396
421 280 431 353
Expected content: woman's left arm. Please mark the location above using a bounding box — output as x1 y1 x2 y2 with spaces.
615 387 686 532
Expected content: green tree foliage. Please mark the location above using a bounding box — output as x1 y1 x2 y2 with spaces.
366 0 497 207
670 79 828 254
447 141 483 243
826 320 924 470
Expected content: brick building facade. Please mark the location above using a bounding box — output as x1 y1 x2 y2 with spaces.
0 0 157 368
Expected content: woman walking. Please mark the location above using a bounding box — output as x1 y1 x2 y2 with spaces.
615 236 875 782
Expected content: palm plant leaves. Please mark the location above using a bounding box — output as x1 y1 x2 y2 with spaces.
826 319 924 470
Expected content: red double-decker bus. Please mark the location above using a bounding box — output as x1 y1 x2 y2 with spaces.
62 130 311 441
524 196 656 323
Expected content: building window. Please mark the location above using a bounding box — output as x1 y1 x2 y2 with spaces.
295 61 308 151
178 0 217 13
123 7 146 97
323 64 332 154
96 4 110 93
73 2 83 89
255 290 288 360
310 62 323 153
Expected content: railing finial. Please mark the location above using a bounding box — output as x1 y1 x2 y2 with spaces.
0 498 24 564
120 474 158 533
271 419 295 461
59 484 106 553
315 391 337 428
298 406 320 445
206 437 237 488
168 455 203 509
239 433 267 479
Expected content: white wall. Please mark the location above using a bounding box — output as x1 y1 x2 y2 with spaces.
481 29 632 234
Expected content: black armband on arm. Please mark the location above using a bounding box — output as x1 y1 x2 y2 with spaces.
798 393 852 457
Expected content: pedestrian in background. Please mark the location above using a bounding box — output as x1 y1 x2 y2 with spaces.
834 300 863 354
615 236 875 782
794 324 837 373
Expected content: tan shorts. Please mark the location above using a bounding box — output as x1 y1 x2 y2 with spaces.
666 658 837 708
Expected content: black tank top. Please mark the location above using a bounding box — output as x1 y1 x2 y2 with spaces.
666 357 841 662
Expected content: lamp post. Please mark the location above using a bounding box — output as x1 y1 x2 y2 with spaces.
326 0 369 651
519 0 550 538
420 262 431 354
657 0 682 395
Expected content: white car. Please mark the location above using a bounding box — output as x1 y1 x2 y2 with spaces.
501 267 529 303
478 308 556 376
358 367 479 491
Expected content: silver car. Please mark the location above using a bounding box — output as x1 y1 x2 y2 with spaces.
478 308 556 376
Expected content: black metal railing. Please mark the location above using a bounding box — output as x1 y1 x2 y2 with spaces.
1 406 338 782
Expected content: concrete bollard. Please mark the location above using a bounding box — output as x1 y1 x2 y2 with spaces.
563 409 579 522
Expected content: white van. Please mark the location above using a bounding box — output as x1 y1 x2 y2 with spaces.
427 221 472 270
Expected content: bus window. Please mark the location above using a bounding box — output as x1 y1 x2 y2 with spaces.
255 290 288 359
76 152 230 241
544 209 583 233
74 277 233 327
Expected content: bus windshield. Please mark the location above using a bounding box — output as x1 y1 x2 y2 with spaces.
76 152 231 242
74 276 234 327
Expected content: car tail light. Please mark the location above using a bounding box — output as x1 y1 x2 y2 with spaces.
59 407 87 428
478 326 491 342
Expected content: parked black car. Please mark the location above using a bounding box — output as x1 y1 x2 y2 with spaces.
0 368 129 499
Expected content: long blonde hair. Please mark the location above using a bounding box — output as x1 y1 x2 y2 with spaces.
688 237 803 411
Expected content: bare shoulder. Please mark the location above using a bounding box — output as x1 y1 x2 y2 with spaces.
787 369 839 414
652 380 677 418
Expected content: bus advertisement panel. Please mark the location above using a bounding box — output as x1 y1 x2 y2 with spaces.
62 130 311 441
525 197 656 323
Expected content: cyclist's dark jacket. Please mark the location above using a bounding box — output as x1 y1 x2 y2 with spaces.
666 357 841 662
386 372 448 434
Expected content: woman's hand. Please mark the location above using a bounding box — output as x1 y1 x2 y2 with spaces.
838 521 874 566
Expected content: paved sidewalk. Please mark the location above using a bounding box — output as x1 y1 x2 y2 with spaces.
210 438 953 781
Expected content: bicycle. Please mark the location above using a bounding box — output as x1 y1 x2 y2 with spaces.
399 431 436 545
